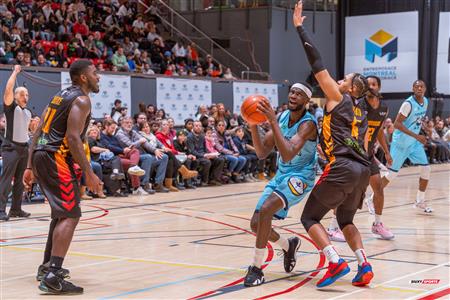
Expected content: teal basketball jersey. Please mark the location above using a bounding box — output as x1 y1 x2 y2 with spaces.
392 96 428 146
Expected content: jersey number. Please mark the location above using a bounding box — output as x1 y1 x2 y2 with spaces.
42 108 57 134
367 127 376 142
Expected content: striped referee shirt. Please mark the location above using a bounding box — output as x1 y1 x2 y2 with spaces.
3 101 31 145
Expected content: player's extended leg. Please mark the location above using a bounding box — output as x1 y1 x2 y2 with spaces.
336 206 374 286
409 144 432 213
244 194 285 287
370 173 394 240
301 192 350 288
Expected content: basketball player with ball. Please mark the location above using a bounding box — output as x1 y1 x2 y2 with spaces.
242 85 318 287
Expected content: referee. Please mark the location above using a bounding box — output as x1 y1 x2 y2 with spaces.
0 65 32 221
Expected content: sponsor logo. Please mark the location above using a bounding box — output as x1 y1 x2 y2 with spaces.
236 87 241 93
101 91 108 98
287 177 307 196
160 103 165 109
176 93 182 100
95 102 103 110
193 84 199 91
108 80 115 88
365 29 398 63
272 88 276 94
177 113 183 119
199 94 204 101
410 279 440 284
122 81 128 88
171 104 177 111
263 88 268 93
115 91 122 98
182 104 188 111
182 84 188 91
165 93 171 100
171 83 177 90
159 83 165 90
204 85 209 91
188 94 193 100
245 87 250 93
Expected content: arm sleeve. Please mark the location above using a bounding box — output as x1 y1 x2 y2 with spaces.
399 102 412 117
296 26 325 74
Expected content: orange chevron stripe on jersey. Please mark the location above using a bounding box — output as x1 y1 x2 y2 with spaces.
322 114 335 163
55 152 76 211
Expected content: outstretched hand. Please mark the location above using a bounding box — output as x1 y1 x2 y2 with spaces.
293 0 306 27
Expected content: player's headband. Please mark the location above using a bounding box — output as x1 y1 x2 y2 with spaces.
291 83 312 99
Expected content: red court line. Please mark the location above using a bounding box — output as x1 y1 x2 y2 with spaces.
135 207 275 300
418 287 450 300
1 204 110 242
225 214 326 300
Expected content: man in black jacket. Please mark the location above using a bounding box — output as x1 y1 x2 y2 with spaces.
186 121 224 186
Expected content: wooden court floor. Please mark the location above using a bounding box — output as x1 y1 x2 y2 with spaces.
1 164 449 299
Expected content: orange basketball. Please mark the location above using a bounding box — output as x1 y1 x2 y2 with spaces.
240 95 268 125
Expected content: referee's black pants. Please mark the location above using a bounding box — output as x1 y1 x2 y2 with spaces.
0 141 28 213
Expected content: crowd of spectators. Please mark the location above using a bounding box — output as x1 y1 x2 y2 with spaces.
0 0 237 79
1 97 449 200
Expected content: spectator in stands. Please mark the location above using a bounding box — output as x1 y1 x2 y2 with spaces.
134 112 148 131
156 109 166 119
34 54 50 67
187 121 225 186
184 118 194 132
46 48 59 67
87 125 125 195
223 67 236 80
67 38 84 58
112 46 129 72
100 119 147 196
195 105 209 121
233 126 258 182
213 103 231 129
214 120 247 182
72 18 89 37
115 116 169 193
111 99 122 121
146 104 156 120
173 130 198 189
132 14 145 30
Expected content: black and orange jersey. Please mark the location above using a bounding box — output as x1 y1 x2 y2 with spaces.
351 97 368 148
36 86 91 156
364 98 388 156
321 93 370 166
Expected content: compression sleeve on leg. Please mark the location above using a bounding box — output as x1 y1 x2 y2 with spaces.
296 26 325 74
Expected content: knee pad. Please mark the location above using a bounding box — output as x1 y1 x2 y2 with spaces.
384 170 398 183
419 165 431 180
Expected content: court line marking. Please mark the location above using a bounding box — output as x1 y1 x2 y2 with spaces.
380 285 427 293
327 261 450 300
414 285 450 300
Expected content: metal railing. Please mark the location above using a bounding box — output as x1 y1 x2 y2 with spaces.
241 70 271 80
152 0 251 75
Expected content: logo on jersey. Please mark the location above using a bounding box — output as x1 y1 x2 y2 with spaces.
287 177 307 196
365 29 398 63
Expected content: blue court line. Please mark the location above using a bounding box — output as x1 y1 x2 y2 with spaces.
98 269 233 299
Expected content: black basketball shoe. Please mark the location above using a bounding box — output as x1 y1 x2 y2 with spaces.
36 262 70 281
283 236 301 273
244 265 265 287
39 269 83 295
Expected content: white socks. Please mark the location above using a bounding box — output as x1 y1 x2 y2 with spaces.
253 248 265 268
323 245 340 263
329 216 339 230
275 236 289 252
416 191 425 203
374 214 382 225
355 248 368 266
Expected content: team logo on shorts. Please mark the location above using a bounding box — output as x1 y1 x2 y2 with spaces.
287 177 307 196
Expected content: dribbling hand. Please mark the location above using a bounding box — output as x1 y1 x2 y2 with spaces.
85 171 103 195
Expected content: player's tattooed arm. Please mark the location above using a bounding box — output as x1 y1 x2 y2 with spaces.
279 120 316 163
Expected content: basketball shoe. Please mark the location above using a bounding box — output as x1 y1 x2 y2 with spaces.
244 266 265 287
352 262 374 286
372 222 394 240
36 262 70 281
327 228 346 242
316 258 350 288
283 237 301 273
39 269 83 295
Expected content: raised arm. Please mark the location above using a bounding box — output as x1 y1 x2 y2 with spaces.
293 1 342 110
257 99 317 162
3 65 21 106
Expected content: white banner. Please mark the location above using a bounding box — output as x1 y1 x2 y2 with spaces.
345 12 418 92
437 12 450 94
233 82 278 113
156 78 212 125
61 72 131 119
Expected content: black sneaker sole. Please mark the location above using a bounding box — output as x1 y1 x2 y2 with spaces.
38 282 83 295
244 277 265 287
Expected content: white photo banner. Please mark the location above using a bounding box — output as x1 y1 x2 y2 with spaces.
437 12 450 94
233 82 278 113
61 72 131 118
345 11 418 92
156 77 212 125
